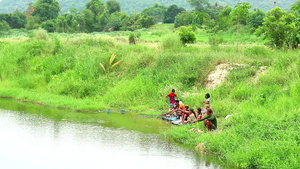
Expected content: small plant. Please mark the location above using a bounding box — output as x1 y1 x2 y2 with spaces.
208 35 223 47
162 34 182 49
29 28 49 40
99 54 122 76
128 32 141 44
177 26 196 45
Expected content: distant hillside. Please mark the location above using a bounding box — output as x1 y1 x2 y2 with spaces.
0 0 190 14
0 0 296 14
211 0 296 11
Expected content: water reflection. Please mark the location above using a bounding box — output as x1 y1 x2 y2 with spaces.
0 99 235 169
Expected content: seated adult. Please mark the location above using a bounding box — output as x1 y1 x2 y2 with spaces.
197 108 217 131
180 106 190 123
163 100 184 116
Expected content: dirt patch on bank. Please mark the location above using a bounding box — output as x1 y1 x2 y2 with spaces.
206 64 268 90
206 64 233 90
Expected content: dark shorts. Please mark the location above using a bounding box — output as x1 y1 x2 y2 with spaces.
210 124 217 130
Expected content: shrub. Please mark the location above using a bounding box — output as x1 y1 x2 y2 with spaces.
161 34 182 49
177 26 196 45
0 20 10 31
29 28 49 40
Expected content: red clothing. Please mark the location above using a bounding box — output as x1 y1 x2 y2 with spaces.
167 93 177 104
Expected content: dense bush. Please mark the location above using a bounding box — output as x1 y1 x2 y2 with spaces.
177 26 196 45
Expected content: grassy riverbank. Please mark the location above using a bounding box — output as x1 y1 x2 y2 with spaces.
0 26 299 168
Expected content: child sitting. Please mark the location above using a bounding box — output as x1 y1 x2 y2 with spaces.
185 108 197 123
196 107 203 120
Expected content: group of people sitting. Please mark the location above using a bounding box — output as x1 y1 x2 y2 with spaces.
164 89 217 131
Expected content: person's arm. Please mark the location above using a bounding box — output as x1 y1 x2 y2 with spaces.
197 115 209 122
206 114 216 121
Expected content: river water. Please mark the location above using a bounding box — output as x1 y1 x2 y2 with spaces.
0 98 234 169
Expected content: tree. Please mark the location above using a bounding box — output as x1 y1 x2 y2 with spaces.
8 11 27 28
142 3 167 23
25 16 40 30
0 20 10 31
106 12 126 31
41 19 56 32
214 6 232 31
255 7 296 48
249 8 265 29
231 3 251 48
86 0 105 17
174 11 209 28
106 0 121 14
187 0 209 12
31 0 61 22
79 9 95 32
164 5 185 23
177 26 196 45
231 3 251 25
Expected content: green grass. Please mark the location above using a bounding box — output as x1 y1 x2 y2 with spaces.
0 25 299 168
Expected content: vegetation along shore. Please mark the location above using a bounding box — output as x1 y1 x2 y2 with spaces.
1 0 300 168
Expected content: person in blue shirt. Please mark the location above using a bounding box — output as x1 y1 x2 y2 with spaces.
203 93 210 108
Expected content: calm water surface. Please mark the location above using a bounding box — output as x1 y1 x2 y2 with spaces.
0 99 235 169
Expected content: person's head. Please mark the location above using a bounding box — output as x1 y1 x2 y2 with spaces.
175 100 179 106
207 108 213 116
185 105 189 110
205 93 210 99
197 108 202 114
172 89 175 93
189 108 196 117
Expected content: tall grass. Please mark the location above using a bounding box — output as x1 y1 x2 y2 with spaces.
0 27 299 168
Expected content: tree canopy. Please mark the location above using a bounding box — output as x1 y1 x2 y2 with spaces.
31 0 61 22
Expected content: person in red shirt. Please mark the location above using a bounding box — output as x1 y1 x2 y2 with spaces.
166 89 177 110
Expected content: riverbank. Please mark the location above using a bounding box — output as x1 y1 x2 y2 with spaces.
1 28 299 168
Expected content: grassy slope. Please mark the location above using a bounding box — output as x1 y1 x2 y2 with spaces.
0 25 299 168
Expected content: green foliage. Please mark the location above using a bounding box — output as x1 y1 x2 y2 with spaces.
32 0 61 22
106 0 121 14
86 0 105 17
29 28 49 40
0 12 27 29
25 16 40 30
0 24 299 169
106 12 126 31
0 20 10 31
177 26 196 45
122 13 155 31
99 54 122 76
128 32 141 44
231 3 251 25
255 7 297 48
142 3 167 23
161 33 182 49
163 4 185 23
248 8 265 29
174 11 209 28
208 35 223 47
41 19 56 32
187 0 209 12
